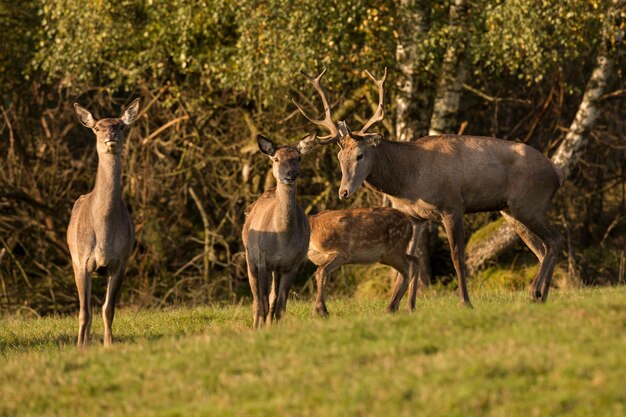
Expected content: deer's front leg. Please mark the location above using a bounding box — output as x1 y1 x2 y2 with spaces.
314 255 345 317
102 264 125 347
245 253 263 329
274 269 298 322
73 262 92 349
256 265 271 328
267 271 279 324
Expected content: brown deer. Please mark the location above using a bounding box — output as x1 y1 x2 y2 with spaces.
294 68 563 307
308 207 423 317
68 99 140 347
242 134 316 328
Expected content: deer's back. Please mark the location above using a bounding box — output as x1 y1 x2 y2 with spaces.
308 207 413 265
400 135 562 213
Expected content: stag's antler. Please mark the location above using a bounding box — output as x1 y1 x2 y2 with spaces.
292 68 340 144
355 68 387 135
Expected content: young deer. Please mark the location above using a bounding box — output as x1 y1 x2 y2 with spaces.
294 68 564 307
242 134 316 328
308 207 422 317
68 99 140 347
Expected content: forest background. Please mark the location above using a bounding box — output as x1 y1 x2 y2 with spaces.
1 0 625 315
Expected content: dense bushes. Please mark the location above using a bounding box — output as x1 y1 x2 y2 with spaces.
1 0 624 314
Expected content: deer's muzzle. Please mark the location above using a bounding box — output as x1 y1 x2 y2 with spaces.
105 139 119 153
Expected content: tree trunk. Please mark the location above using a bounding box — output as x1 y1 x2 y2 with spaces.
395 0 431 141
551 52 613 177
428 0 468 136
394 0 432 286
465 31 616 274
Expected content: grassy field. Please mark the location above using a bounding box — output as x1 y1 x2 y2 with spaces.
1 287 625 417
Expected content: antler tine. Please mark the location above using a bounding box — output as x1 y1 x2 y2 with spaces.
357 67 388 134
293 67 340 144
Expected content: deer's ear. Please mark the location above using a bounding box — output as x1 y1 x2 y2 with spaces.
74 103 96 129
121 98 140 125
257 135 277 156
296 133 317 155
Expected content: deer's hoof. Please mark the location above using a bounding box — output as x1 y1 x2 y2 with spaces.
386 305 399 314
314 306 330 318
529 289 542 302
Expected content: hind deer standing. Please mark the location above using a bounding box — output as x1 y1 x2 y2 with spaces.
308 207 422 317
243 134 315 328
294 68 563 307
68 99 140 347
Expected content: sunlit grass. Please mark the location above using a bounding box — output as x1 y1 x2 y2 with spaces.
1 287 625 416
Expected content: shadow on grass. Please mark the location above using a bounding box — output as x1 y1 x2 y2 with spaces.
1 333 76 355
0 319 218 355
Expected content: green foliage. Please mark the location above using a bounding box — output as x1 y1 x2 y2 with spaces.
33 0 398 101
473 0 609 83
0 1 39 93
34 0 237 88
1 289 626 416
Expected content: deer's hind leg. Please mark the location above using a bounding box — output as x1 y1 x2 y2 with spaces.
441 212 472 308
102 263 126 347
384 254 413 313
506 210 562 303
73 261 93 348
501 211 547 301
405 255 421 312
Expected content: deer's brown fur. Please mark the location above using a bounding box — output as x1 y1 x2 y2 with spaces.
242 134 315 328
308 207 422 316
295 68 563 306
68 99 140 347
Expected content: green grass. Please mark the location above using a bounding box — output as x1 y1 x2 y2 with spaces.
1 288 625 417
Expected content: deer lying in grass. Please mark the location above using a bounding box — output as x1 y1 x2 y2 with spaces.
308 207 422 317
294 68 563 307
242 134 316 328
68 99 140 348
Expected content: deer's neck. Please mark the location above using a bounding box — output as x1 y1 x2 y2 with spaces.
366 140 416 198
273 182 298 233
92 153 123 219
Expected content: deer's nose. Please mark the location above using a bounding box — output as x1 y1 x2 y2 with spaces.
339 189 349 200
285 170 298 179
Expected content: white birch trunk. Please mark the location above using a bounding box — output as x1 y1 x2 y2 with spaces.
428 0 468 136
395 0 431 141
466 42 615 274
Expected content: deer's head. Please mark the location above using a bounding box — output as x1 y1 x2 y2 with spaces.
74 99 140 156
257 134 316 186
293 68 387 199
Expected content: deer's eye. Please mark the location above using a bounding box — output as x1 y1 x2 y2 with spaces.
356 153 364 161
93 127 100 132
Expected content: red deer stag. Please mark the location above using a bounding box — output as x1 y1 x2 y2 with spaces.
308 207 422 317
243 134 316 328
68 99 140 347
293 68 563 307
